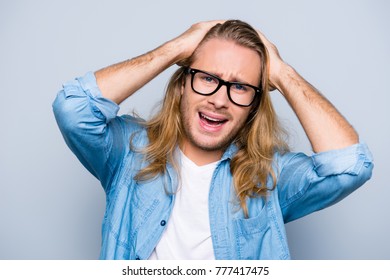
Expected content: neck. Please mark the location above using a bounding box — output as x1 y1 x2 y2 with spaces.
180 141 222 166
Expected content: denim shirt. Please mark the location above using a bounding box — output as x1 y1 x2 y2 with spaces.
53 72 373 260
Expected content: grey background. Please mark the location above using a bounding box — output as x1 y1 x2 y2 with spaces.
0 0 388 259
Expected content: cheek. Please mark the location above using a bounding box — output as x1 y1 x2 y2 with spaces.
182 82 194 100
180 89 194 119
182 84 205 105
234 108 252 123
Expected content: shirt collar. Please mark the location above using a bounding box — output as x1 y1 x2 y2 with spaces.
221 143 238 161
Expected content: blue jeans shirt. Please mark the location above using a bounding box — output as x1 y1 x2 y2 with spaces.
52 72 373 259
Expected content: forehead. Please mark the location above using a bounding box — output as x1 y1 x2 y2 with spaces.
191 38 262 84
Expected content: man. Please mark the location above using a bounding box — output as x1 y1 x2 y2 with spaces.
53 20 373 259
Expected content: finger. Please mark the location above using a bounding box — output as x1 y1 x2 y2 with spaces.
256 29 273 47
195 20 226 32
203 19 226 25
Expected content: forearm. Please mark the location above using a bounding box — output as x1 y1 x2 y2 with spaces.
275 64 359 153
95 40 181 104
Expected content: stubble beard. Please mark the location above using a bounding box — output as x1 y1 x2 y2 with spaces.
179 99 245 153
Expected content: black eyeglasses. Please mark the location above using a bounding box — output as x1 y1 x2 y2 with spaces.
186 68 262 107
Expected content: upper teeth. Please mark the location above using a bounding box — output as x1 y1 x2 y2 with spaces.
201 113 222 122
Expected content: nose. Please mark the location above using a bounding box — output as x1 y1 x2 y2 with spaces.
207 85 230 109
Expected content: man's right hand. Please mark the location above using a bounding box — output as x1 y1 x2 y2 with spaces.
95 20 222 105
173 20 225 64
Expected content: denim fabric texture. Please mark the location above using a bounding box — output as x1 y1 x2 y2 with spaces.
53 72 373 259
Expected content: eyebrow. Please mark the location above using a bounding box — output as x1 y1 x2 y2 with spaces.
207 70 251 85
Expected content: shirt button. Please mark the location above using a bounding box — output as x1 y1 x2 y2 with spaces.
160 220 166 226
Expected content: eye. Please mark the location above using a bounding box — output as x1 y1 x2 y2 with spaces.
199 74 217 84
232 83 248 92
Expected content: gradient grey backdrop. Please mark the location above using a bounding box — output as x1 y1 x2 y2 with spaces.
1 0 388 259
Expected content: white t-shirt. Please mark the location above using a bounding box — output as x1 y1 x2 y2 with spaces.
148 150 218 260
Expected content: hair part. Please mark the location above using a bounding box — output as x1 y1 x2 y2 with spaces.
134 20 289 218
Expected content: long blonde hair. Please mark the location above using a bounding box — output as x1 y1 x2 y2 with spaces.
134 20 288 217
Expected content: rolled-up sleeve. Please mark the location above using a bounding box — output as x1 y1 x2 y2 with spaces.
277 142 374 223
52 72 142 192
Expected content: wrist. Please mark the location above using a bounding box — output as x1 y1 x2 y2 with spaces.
153 41 177 67
271 63 295 93
165 36 192 65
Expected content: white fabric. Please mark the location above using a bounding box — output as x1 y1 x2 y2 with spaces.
148 149 218 260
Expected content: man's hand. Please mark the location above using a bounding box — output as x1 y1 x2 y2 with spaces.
256 28 358 152
174 20 225 64
256 30 286 91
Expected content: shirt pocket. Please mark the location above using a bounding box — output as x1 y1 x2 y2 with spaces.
104 178 159 252
233 205 272 259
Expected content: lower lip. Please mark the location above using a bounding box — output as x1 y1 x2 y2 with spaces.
198 114 226 133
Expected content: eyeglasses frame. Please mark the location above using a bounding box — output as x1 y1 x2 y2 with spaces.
186 67 262 107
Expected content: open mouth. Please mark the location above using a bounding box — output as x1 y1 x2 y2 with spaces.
199 112 228 127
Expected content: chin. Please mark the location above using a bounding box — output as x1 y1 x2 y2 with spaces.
192 134 233 152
